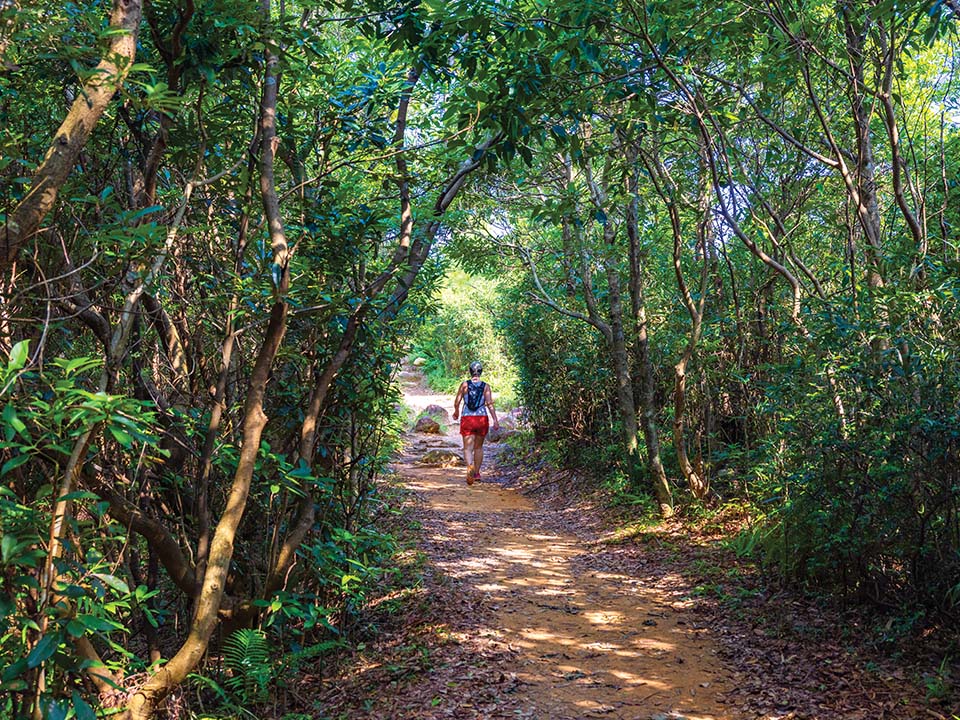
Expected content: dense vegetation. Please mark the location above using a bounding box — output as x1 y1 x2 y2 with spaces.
411 269 517 403
481 0 960 620
0 0 958 717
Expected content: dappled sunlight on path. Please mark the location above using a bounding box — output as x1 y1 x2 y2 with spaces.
394 396 741 719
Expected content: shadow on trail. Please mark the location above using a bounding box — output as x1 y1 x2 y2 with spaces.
396 448 738 720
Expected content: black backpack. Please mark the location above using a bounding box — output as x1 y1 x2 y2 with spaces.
465 381 486 412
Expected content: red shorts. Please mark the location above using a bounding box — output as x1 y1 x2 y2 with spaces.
460 415 489 437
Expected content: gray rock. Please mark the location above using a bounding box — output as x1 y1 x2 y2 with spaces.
509 407 528 424
422 404 451 423
417 449 463 466
487 425 517 442
412 357 428 367
414 416 441 434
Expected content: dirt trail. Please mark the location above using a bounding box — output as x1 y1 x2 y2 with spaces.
394 370 742 720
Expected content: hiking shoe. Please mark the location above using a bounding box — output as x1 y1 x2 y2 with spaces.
466 464 476 485
473 472 481 482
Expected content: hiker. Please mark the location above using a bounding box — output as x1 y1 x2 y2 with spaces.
453 361 499 485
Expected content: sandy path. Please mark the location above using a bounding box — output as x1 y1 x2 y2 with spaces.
394 371 742 720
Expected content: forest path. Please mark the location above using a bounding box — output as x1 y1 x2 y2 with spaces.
390 368 741 720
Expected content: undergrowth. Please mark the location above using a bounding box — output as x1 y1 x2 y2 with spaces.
182 476 427 719
410 267 518 407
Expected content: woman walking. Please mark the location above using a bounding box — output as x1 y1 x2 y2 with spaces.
453 361 500 484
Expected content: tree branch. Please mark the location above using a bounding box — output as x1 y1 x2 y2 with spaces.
1 0 143 268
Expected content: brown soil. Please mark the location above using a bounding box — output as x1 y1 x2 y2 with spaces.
399 453 738 719
317 372 947 720
330 373 740 719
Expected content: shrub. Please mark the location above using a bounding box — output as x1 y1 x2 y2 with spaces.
411 268 518 406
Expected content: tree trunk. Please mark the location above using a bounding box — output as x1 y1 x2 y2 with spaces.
1 0 142 268
127 6 291 710
638 141 710 499
840 3 885 291
635 296 674 516
625 176 673 516
606 263 642 485
126 302 288 719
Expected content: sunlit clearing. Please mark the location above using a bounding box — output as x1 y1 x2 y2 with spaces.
631 638 675 651
608 669 670 688
490 546 538 560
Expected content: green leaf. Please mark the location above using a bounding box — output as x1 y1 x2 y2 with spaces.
56 490 100 503
2 404 27 439
42 699 67 720
1 452 32 476
26 632 59 668
1 534 17 563
92 573 130 595
15 574 40 591
108 426 134 448
57 356 101 375
288 460 315 478
143 607 159 628
57 582 86 598
75 614 124 632
72 692 96 720
1 657 27 682
8 340 29 371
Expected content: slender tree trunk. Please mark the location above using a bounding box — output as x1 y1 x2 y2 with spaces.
634 290 673 515
606 263 641 483
194 134 258 599
126 302 287 719
589 145 674 515
127 5 291 711
1 0 142 268
638 142 709 499
840 3 885 291
625 171 673 515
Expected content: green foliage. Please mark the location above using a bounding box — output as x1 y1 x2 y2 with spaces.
411 267 518 406
0 345 162 472
1 0 959 713
600 471 663 520
0 345 164 715
924 656 954 702
222 629 273 705
736 271 960 614
499 276 621 473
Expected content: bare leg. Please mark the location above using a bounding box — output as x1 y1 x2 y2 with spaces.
473 436 485 475
463 435 476 474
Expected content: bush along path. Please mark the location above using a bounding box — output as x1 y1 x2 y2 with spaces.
320 370 944 720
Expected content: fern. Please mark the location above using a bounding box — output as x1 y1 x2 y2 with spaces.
222 628 273 705
188 673 261 720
